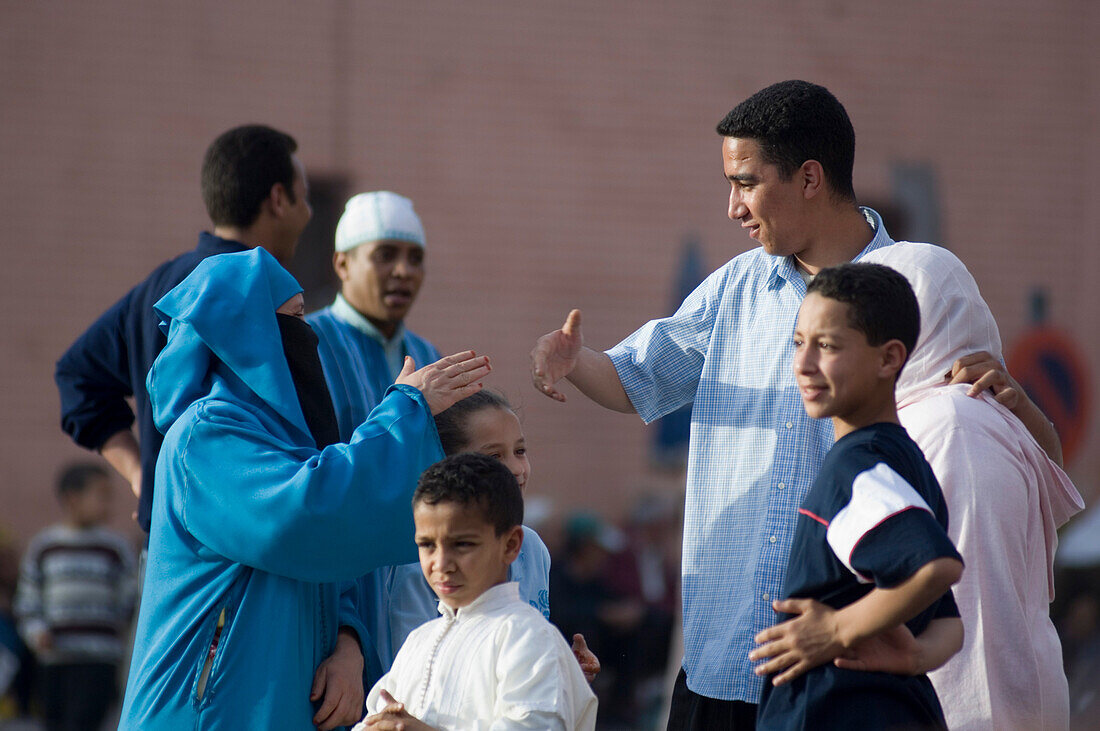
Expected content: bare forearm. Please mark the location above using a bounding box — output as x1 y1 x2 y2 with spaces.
835 558 963 649
565 348 635 414
912 617 963 673
1013 396 1063 467
100 430 142 498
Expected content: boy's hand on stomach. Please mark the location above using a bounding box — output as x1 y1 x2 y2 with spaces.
749 598 844 686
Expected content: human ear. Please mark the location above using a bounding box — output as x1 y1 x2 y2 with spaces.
801 160 825 199
268 182 291 217
503 525 524 563
880 340 907 378
332 250 350 282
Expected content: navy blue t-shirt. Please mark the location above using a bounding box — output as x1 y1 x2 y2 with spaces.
757 422 961 730
55 233 248 533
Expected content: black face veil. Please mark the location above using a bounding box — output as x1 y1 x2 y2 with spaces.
276 314 341 450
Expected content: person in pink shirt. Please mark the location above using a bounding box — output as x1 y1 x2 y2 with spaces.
855 243 1085 730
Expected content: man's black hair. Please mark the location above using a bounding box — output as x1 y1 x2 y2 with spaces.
201 125 298 229
807 262 920 370
56 462 109 498
716 80 856 201
414 453 523 536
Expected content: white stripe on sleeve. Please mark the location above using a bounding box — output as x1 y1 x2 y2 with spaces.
826 462 933 583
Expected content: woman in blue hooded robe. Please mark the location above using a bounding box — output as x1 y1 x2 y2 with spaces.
119 248 486 729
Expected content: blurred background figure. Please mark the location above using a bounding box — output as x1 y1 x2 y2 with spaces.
602 493 681 728
13 463 137 731
550 505 681 730
1053 506 1100 730
0 527 35 725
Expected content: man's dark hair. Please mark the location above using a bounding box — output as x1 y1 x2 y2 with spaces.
414 453 523 536
56 462 109 498
716 80 856 201
433 389 515 456
807 262 920 370
201 125 298 229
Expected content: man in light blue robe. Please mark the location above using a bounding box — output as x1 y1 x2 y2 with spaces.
119 247 487 730
307 193 551 674
307 192 442 676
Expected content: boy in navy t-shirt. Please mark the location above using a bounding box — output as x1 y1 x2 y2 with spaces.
751 262 964 730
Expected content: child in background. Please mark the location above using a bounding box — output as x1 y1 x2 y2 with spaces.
14 463 137 731
356 453 597 730
382 390 599 680
751 263 964 729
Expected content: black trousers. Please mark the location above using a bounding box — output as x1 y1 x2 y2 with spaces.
39 662 118 731
666 668 757 731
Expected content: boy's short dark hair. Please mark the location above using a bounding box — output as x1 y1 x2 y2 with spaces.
201 125 298 229
716 80 856 201
56 462 109 498
807 262 921 367
414 453 523 536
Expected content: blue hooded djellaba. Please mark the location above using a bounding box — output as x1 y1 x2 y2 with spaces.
119 248 444 729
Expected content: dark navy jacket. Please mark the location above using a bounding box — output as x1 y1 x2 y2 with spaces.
55 233 248 532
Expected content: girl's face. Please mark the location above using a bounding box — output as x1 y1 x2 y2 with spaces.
460 407 530 491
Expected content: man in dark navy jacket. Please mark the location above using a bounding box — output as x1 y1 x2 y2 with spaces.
55 124 311 535
55 126 372 729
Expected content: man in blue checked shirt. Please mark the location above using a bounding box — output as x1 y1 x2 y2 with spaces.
531 80 1061 730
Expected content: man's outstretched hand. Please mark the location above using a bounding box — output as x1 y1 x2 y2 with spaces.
531 309 583 402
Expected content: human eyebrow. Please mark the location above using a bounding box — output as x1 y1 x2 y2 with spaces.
727 173 758 185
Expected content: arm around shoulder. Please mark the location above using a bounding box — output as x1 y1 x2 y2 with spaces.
949 351 1063 466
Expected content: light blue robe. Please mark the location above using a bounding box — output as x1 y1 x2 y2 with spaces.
119 249 443 730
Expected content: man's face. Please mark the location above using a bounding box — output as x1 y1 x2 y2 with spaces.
723 137 809 258
283 155 313 258
266 155 313 264
414 500 520 610
334 239 425 337
793 292 888 432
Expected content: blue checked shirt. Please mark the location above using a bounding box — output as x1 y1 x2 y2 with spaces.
606 208 896 702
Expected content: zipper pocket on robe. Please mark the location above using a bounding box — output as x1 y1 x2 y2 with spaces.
195 607 227 702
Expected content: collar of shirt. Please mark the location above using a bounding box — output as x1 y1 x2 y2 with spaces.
330 293 408 378
436 581 521 621
196 231 250 256
767 206 895 291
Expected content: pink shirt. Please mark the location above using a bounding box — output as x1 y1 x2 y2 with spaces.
902 386 1081 730
863 243 1084 730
